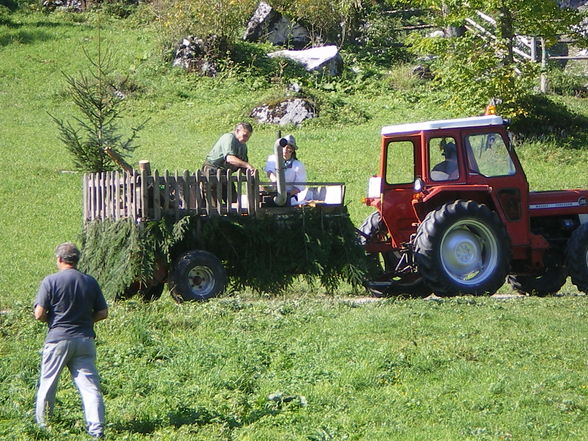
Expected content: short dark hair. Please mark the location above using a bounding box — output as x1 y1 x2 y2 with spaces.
235 122 253 133
55 242 80 265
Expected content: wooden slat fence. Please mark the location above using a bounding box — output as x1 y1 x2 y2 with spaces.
83 168 260 222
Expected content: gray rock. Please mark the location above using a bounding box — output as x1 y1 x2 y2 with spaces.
268 46 343 76
172 36 218 76
250 98 316 126
243 1 310 49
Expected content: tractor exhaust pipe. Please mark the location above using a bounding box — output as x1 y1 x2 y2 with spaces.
273 136 288 206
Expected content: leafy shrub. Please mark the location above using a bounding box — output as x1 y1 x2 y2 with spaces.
95 0 139 18
0 4 12 23
409 33 539 118
547 65 588 98
155 0 257 50
272 0 368 45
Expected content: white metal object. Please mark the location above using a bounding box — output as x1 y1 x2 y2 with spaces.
381 115 504 136
367 176 382 198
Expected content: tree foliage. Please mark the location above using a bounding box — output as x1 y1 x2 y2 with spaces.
406 0 586 117
155 0 257 49
51 45 145 172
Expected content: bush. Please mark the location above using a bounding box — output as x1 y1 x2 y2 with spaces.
155 0 257 49
547 65 588 98
409 33 540 118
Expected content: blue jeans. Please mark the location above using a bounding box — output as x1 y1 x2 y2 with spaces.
36 337 105 437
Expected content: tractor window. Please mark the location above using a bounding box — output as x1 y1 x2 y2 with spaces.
385 140 415 185
466 133 515 177
429 137 458 181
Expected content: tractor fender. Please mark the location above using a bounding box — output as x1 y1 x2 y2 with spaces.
415 185 496 221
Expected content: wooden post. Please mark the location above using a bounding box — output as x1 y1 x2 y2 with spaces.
540 37 548 93
153 170 161 221
194 170 204 215
140 166 149 221
182 170 190 213
139 160 151 175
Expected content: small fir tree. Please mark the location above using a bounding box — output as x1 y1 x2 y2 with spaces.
51 41 145 173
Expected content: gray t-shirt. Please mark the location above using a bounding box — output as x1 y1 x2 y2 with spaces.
35 269 108 343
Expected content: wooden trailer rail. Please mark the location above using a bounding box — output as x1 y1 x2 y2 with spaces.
83 169 346 222
83 168 260 222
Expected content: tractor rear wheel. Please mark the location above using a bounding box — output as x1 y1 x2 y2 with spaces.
414 200 510 297
168 250 227 302
566 223 588 294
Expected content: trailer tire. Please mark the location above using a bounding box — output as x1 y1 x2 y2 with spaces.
169 250 227 302
414 200 510 297
507 266 567 297
566 223 588 294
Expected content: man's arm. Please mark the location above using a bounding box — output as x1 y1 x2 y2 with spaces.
94 308 108 323
34 304 48 322
226 154 255 171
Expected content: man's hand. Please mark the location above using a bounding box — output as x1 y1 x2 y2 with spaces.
34 305 48 322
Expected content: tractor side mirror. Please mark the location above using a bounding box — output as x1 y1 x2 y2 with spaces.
414 178 424 192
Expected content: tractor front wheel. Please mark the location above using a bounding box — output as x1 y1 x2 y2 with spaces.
414 200 510 297
507 265 567 297
566 223 588 294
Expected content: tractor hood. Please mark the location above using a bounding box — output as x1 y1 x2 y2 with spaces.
528 190 588 216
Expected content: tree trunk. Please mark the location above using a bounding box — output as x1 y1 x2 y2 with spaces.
497 6 515 65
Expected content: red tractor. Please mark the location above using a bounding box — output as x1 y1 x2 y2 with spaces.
361 114 588 297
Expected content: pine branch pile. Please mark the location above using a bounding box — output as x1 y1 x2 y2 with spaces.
79 206 367 299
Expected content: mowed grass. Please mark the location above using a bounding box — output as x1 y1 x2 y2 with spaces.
1 11 588 440
2 295 588 441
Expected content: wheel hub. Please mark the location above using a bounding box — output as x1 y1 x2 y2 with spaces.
187 266 215 295
439 219 499 285
443 229 482 277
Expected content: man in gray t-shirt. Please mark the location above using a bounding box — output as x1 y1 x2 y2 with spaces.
34 242 108 438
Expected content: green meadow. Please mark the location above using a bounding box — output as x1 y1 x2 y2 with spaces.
1 11 587 440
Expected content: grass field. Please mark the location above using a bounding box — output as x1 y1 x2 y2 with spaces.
1 10 588 440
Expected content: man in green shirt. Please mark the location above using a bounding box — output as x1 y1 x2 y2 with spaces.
202 122 255 203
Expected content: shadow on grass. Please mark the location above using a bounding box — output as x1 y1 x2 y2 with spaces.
0 19 93 47
0 29 53 47
111 404 283 435
510 95 588 147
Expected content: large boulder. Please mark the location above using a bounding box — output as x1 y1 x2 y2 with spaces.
243 1 310 48
268 45 343 76
172 36 220 76
250 98 316 126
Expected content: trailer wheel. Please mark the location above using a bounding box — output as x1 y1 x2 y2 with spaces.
507 266 567 297
566 223 588 293
414 200 510 297
168 250 227 302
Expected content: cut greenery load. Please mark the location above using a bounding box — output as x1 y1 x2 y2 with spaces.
79 206 367 300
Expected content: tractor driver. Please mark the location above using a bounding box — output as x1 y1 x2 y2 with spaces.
431 140 458 180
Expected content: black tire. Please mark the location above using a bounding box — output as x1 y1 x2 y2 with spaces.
566 223 588 294
360 212 432 298
507 266 567 297
168 250 227 302
414 200 510 297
